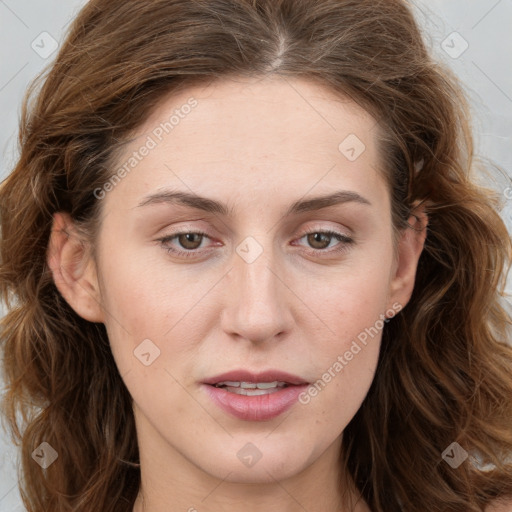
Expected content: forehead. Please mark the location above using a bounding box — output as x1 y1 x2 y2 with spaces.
132 74 380 161
102 75 388 217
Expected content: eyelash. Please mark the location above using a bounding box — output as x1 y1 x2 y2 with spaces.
157 228 354 259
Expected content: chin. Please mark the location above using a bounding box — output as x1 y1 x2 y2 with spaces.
197 440 313 484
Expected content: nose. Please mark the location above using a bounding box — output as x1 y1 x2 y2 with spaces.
220 241 293 344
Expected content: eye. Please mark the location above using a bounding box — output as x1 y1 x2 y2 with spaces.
157 230 214 259
157 228 354 260
293 229 354 255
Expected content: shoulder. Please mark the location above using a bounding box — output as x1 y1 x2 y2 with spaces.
486 498 512 512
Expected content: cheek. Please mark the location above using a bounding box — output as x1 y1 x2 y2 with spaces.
97 236 192 327
94 241 168 370
297 304 383 435
96 242 226 395
297 254 393 343
293 257 392 420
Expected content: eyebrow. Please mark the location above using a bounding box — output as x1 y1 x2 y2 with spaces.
136 189 371 216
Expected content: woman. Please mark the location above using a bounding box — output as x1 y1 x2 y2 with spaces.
1 1 511 511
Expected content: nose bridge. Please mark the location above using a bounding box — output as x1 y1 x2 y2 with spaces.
222 234 291 343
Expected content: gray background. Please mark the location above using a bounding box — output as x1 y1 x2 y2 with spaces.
1 1 511 510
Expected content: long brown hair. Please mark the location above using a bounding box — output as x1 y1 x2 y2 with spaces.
1 1 511 511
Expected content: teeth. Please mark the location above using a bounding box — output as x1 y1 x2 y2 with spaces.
256 381 279 389
215 380 287 389
226 387 282 396
222 381 240 387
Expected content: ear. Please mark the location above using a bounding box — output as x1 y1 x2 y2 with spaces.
387 202 428 311
47 212 105 323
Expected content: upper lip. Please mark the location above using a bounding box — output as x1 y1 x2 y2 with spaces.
202 369 309 386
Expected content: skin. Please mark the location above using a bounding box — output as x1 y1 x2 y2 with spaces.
48 75 428 512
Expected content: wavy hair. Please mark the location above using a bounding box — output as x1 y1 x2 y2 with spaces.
1 0 511 511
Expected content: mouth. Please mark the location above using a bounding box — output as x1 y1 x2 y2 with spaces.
202 370 310 421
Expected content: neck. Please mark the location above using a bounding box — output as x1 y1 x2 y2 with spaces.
133 481 369 512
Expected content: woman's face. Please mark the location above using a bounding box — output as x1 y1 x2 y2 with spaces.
52 75 425 487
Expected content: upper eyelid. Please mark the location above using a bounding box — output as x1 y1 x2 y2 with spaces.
159 218 353 236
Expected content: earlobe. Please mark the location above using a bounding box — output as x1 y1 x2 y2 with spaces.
387 204 428 311
47 212 105 323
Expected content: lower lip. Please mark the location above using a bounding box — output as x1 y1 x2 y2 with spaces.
202 384 309 421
